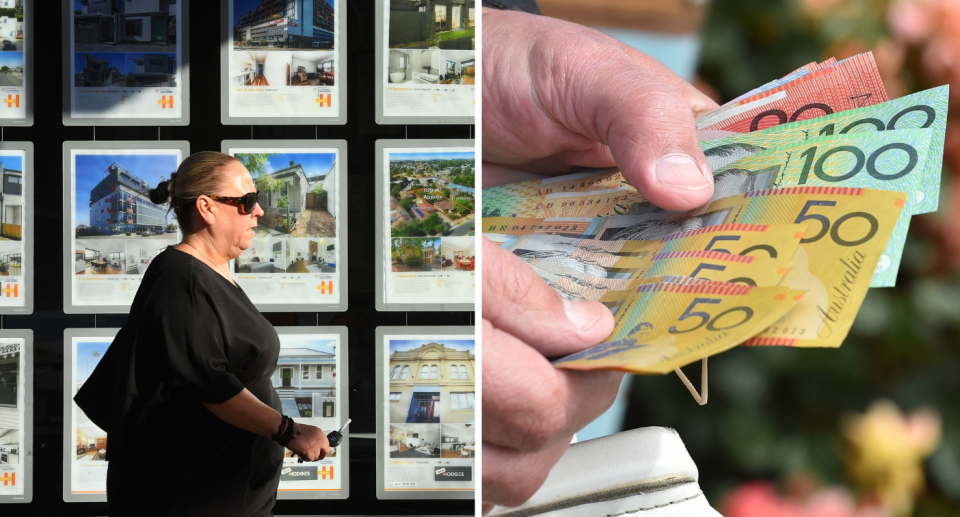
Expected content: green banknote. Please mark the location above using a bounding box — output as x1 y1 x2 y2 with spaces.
700 85 948 213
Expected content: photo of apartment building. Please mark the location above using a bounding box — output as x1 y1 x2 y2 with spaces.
73 0 178 51
388 339 475 424
85 162 168 236
0 158 22 241
233 0 335 50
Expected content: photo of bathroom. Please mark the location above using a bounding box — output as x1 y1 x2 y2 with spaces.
386 48 441 84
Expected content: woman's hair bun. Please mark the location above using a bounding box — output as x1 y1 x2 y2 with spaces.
148 180 172 204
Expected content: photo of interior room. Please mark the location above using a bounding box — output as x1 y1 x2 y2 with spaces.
285 238 336 273
387 49 442 84
124 240 176 275
231 50 335 87
234 238 285 274
0 429 19 466
389 423 441 458
75 239 126 275
75 426 108 461
440 236 475 272
0 241 20 277
440 424 475 459
439 50 474 85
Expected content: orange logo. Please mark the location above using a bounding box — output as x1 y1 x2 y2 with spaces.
2 283 17 297
319 466 334 480
158 95 174 108
315 94 331 107
3 94 18 108
318 281 333 294
0 472 14 486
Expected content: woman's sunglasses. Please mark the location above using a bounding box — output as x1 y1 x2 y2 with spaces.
208 191 260 214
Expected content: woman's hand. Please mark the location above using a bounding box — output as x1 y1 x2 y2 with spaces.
285 423 331 461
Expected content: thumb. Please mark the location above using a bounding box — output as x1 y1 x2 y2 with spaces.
540 42 714 211
482 238 614 357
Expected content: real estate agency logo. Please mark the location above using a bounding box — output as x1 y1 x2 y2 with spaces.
2 92 18 108
316 94 331 108
319 466 334 480
1 280 18 298
158 94 174 109
318 281 333 294
280 466 318 481
434 466 472 481
0 471 14 486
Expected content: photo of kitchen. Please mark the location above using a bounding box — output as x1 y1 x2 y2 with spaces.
440 423 474 459
389 423 441 458
234 237 285 274
0 429 18 466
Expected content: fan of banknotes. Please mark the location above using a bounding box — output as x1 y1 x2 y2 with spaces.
481 52 948 403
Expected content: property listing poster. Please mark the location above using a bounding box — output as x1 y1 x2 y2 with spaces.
382 334 475 493
381 0 474 118
228 147 341 306
275 332 343 494
69 0 183 119
0 150 26 310
228 0 340 118
69 336 112 496
0 338 26 499
0 3 25 121
383 147 475 305
70 148 183 308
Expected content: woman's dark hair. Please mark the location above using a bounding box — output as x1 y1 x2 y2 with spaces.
148 151 240 234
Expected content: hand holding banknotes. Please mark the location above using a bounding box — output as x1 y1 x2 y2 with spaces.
483 9 725 511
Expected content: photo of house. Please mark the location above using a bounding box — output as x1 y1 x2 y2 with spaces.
391 237 441 272
74 53 126 87
0 242 22 276
389 151 475 237
127 53 177 86
75 239 126 275
388 339 475 424
439 50 474 85
234 152 338 238
0 429 19 466
231 50 335 87
124 240 175 275
74 154 179 237
389 0 474 50
73 0 179 52
232 0 334 50
440 424 474 459
74 341 110 462
389 423 440 458
234 237 285 274
273 336 339 435
0 0 23 52
0 156 22 242
285 238 335 273
0 341 20 429
0 53 22 87
440 236 474 272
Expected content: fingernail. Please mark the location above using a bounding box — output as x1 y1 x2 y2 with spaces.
656 154 711 190
564 299 602 330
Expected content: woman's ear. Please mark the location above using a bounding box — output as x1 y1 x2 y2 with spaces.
195 195 216 226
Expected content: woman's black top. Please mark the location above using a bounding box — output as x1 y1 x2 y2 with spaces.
74 248 284 517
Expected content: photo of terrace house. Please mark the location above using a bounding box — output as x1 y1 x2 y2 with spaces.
285 238 335 273
389 423 440 458
75 239 126 275
0 342 20 429
234 238 285 273
233 0 334 49
388 341 475 424
389 0 475 49
128 53 177 86
273 344 337 427
0 161 22 241
76 53 126 87
74 0 178 50
231 50 335 87
441 424 474 459
87 162 167 236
